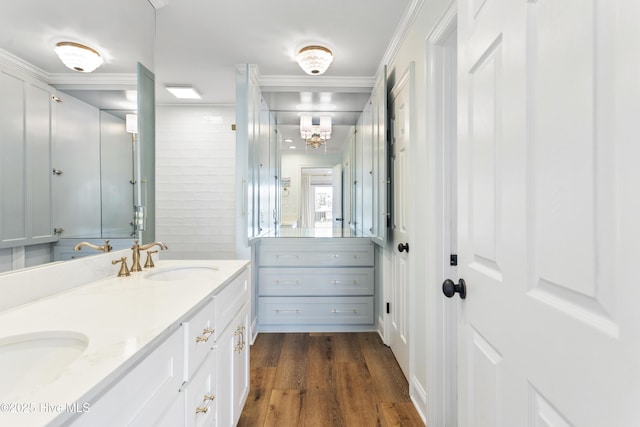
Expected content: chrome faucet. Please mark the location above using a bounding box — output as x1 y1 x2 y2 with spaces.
74 240 112 253
130 240 168 272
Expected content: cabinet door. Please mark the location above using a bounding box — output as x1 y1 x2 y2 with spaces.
0 68 26 247
0 66 56 248
25 81 56 243
215 302 250 427
231 303 250 425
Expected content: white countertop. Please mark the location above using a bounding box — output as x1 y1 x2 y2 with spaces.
0 259 250 426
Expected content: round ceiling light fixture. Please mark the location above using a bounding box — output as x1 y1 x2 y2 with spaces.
296 45 333 75
54 41 104 73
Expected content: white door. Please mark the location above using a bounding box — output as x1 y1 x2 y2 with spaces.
332 163 343 229
388 64 413 378
455 0 640 426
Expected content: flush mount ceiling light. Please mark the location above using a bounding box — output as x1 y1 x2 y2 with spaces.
54 42 104 73
300 115 332 153
165 85 202 99
296 45 333 75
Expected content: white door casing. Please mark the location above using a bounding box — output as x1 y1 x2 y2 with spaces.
456 0 640 426
388 64 414 379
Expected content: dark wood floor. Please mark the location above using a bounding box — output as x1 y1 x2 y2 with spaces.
238 332 425 427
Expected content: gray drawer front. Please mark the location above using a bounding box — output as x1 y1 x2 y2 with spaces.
258 296 374 325
258 244 374 267
258 267 373 296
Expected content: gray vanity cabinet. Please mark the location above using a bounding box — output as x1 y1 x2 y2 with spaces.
256 238 375 331
0 65 57 248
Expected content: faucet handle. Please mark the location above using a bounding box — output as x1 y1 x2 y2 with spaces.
144 250 158 269
112 257 131 277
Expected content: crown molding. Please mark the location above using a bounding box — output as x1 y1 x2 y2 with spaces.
259 75 375 92
47 73 137 88
148 0 169 10
378 0 425 75
0 48 136 89
0 49 49 83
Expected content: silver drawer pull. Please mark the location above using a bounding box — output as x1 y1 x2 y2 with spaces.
332 309 359 314
276 254 299 259
331 280 357 285
275 309 300 314
332 254 358 259
275 280 300 285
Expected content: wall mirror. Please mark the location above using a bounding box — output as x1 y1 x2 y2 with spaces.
0 0 156 271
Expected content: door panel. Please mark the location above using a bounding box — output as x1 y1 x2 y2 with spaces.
528 0 615 332
457 0 638 426
388 64 413 378
469 40 502 280
469 329 502 427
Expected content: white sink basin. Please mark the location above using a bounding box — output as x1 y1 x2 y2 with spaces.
144 266 218 282
0 331 89 399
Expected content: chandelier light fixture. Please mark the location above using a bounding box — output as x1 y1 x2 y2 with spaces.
296 45 333 75
300 115 332 153
54 42 104 73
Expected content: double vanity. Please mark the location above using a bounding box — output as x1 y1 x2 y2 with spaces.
0 251 250 426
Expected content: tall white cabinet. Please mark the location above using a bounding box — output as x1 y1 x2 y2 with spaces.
0 65 57 248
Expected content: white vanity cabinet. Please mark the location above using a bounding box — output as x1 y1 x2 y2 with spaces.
256 238 375 331
182 266 250 427
67 264 251 427
0 64 58 249
69 327 186 427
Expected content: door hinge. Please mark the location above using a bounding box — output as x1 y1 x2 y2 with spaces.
386 302 390 314
450 254 458 266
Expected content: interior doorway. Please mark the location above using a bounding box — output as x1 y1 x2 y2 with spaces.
299 166 342 229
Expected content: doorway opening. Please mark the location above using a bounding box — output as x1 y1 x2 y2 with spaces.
299 166 342 230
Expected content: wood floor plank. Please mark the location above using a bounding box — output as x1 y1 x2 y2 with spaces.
306 335 336 391
331 332 367 364
251 332 284 368
302 389 346 427
241 333 424 427
381 402 426 426
274 333 308 390
263 389 304 427
237 367 277 427
335 361 389 427
359 333 412 403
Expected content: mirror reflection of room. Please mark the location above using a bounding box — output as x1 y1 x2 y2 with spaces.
280 151 343 233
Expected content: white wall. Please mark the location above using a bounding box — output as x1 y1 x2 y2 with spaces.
280 150 343 225
155 105 237 260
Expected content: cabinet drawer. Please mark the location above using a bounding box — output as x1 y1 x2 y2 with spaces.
183 298 216 381
183 351 217 427
258 267 374 296
258 296 374 325
258 243 373 267
214 267 250 336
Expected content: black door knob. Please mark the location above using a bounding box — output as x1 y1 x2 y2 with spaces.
442 278 466 299
397 243 409 253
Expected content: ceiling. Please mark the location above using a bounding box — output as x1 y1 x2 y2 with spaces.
0 0 413 153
